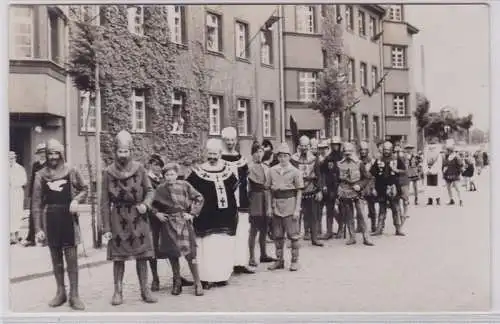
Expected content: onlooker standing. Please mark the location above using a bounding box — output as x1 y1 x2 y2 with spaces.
22 143 47 247
9 151 27 244
442 140 463 206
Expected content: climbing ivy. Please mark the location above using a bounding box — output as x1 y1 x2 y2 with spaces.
68 5 210 166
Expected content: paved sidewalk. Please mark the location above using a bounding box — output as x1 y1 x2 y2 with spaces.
10 206 109 283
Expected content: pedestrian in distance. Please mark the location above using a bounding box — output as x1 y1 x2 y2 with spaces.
462 152 476 191
101 130 157 306
405 145 421 205
262 139 278 243
394 144 410 221
358 142 378 234
442 140 463 206
31 139 88 310
337 142 374 246
151 162 205 296
9 151 27 245
247 141 276 267
267 143 304 271
423 138 444 206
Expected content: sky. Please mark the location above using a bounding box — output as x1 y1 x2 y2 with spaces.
405 4 490 131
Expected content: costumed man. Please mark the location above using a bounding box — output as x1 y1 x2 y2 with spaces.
262 139 279 241
101 130 157 306
9 151 27 244
266 143 304 271
324 136 344 238
359 142 378 234
394 144 410 221
186 138 239 289
316 140 330 237
405 145 420 205
337 142 373 246
247 141 276 267
22 143 47 247
310 138 319 157
319 140 340 240
423 138 444 206
370 141 406 236
32 139 88 310
329 136 344 163
291 136 323 247
147 154 193 292
442 139 463 206
220 127 254 275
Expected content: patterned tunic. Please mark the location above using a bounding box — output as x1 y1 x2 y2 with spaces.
221 153 249 211
443 154 462 182
290 152 321 199
337 157 368 199
186 164 239 237
360 156 376 198
101 161 155 261
152 180 204 258
407 154 420 181
370 157 404 199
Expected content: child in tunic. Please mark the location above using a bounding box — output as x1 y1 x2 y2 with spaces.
152 163 205 296
248 142 276 267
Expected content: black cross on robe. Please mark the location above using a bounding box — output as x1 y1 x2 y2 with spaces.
126 234 135 247
138 233 146 245
131 187 138 201
132 215 141 230
220 197 226 206
115 235 122 247
120 218 127 230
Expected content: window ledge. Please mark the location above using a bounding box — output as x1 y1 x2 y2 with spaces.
206 50 225 58
385 66 409 71
261 63 275 69
283 31 322 38
10 59 67 82
386 115 411 119
236 57 251 64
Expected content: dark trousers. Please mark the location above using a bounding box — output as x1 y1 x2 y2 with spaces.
366 196 377 220
301 197 320 242
379 197 401 228
339 198 368 238
25 210 36 242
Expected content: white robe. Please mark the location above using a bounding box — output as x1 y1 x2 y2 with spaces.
9 163 27 233
196 234 235 282
422 145 443 198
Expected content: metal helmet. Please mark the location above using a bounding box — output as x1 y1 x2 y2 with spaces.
343 142 355 152
331 136 341 144
359 141 369 151
299 135 310 146
383 141 393 151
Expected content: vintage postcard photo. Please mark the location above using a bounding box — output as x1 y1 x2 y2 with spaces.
7 2 490 314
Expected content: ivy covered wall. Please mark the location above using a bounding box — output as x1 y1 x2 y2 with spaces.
68 5 210 167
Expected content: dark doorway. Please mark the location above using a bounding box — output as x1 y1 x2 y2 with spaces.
10 126 31 169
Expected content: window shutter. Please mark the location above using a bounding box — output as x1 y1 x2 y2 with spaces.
217 15 223 51
180 6 187 43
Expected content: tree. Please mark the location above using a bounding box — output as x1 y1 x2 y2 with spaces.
414 92 430 149
457 114 473 143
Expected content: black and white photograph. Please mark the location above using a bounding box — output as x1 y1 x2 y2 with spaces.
7 1 492 316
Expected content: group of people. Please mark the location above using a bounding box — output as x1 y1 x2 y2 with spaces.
14 126 488 311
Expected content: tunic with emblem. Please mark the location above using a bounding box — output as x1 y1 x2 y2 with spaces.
186 164 239 237
337 158 368 199
290 152 321 199
101 161 155 261
319 156 340 199
370 157 405 199
360 156 377 198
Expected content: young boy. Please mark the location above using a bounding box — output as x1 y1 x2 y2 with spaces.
248 142 276 267
266 143 304 272
151 163 205 296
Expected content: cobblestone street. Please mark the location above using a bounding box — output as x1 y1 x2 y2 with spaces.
9 171 490 313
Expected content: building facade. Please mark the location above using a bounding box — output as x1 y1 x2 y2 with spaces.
9 5 69 182
382 4 419 145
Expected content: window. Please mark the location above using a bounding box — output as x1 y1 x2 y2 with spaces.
298 71 318 102
209 95 222 135
80 91 97 132
347 58 355 85
131 90 146 133
393 95 407 116
48 10 61 64
371 66 378 88
334 54 341 68
335 5 341 21
391 46 406 68
333 112 341 137
388 5 402 21
372 116 380 139
237 99 250 136
260 29 273 65
166 5 185 44
263 102 275 137
206 12 222 52
360 62 367 88
236 21 249 59
321 5 327 19
71 5 100 24
296 5 315 34
9 6 34 59
127 5 144 35
358 10 366 36
349 113 356 140
369 16 377 39
322 49 327 68
361 115 369 140
345 5 354 30
171 90 186 134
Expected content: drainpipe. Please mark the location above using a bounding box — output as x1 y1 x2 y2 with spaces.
379 18 386 140
64 14 71 164
278 5 286 142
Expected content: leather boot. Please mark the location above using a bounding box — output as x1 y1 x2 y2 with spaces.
171 276 182 296
395 225 406 236
289 240 300 271
149 259 160 292
48 248 67 307
436 198 441 206
335 223 345 239
111 262 124 306
137 260 157 303
373 214 386 236
65 247 85 311
268 241 285 270
346 218 356 245
321 216 334 240
427 198 433 206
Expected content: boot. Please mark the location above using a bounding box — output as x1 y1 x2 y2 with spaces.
111 262 124 306
268 241 285 270
372 215 385 236
64 247 85 311
335 223 345 239
289 240 300 271
171 276 182 296
436 198 441 206
136 260 158 304
447 199 455 205
427 198 433 206
321 216 334 240
414 197 418 205
370 218 377 234
48 252 67 308
459 200 463 207
395 225 406 236
362 233 374 246
346 221 356 245
149 259 160 292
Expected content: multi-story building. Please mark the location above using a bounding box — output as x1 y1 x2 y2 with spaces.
9 5 70 179
382 4 419 145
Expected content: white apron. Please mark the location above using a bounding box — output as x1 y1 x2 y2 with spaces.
196 234 235 282
423 145 444 198
233 212 250 266
9 163 27 233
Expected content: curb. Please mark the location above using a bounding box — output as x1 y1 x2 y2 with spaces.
10 259 112 284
